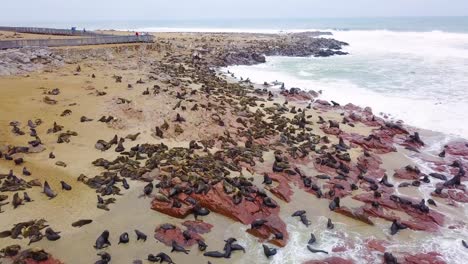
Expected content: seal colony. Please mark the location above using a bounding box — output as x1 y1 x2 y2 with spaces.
0 31 467 264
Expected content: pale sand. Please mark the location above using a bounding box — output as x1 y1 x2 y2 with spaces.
0 33 462 264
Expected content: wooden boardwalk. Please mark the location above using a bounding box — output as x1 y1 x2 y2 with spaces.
0 26 154 49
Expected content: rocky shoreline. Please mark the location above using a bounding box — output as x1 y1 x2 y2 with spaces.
0 32 467 264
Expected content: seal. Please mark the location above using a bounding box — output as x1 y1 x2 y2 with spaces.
292 210 306 217
144 182 154 196
203 251 225 258
45 227 61 241
60 181 72 191
328 197 340 211
94 230 111 249
95 252 111 264
327 218 334 229
122 178 130 189
307 245 328 254
148 253 174 263
171 240 189 254
12 192 23 209
43 181 57 199
251 219 267 229
262 173 272 185
135 230 147 241
262 244 277 258
22 167 31 176
72 219 93 228
384 252 398 264
197 239 207 251
23 192 32 202
390 220 407 235
300 214 311 227
308 233 316 245
118 232 129 244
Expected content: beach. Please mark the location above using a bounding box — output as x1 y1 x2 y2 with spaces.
0 30 467 264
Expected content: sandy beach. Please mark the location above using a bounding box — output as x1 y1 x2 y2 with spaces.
0 31 467 264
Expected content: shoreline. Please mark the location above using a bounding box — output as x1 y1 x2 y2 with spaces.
0 31 467 264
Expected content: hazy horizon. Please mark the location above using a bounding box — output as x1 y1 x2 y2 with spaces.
1 0 467 22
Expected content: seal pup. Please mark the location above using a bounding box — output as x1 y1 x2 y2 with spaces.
72 219 93 228
22 167 31 176
23 192 32 202
12 193 23 209
307 245 328 254
45 228 61 241
197 239 207 251
148 253 174 263
94 230 111 249
60 181 72 191
308 233 316 245
119 232 129 244
171 240 189 254
135 230 147 241
327 218 334 229
262 244 277 258
95 252 111 264
292 210 306 217
43 181 57 199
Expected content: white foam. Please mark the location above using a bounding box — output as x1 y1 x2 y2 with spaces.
225 30 468 139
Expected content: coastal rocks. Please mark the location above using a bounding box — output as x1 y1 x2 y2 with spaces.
181 220 213 234
393 165 422 180
353 193 444 232
0 47 63 76
154 224 204 247
342 133 396 154
403 252 446 264
443 140 468 158
334 206 374 225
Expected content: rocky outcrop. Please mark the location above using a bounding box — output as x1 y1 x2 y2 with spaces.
0 47 63 75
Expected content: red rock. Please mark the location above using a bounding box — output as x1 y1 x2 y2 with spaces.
335 206 374 225
444 141 468 157
357 153 386 179
181 220 213 234
304 257 354 264
332 245 347 252
393 166 421 180
365 239 387 253
154 224 203 247
268 173 293 202
403 252 446 264
447 189 468 203
191 182 289 247
342 133 396 154
354 193 444 232
151 199 194 218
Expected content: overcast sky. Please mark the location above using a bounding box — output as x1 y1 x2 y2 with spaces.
1 0 467 22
